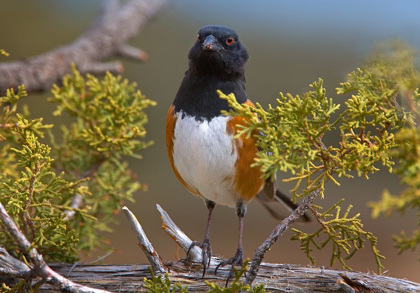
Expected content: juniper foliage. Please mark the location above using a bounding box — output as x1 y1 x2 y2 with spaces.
219 40 419 272
143 267 189 293
0 66 155 262
366 41 420 260
205 260 265 293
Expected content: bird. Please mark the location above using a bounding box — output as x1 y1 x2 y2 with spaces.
165 25 310 280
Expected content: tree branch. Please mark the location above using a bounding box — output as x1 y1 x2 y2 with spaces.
0 0 169 95
0 202 112 293
156 204 203 263
33 262 417 292
2 203 420 292
122 206 167 273
245 187 321 285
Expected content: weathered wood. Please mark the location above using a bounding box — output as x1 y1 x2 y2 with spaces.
157 204 203 263
27 260 418 292
122 207 167 273
2 206 419 292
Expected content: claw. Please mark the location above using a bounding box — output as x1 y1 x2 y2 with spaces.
215 248 244 286
187 239 212 277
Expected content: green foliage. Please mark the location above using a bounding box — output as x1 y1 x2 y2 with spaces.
0 87 80 262
143 267 188 293
205 260 265 293
218 40 419 272
291 199 384 272
219 80 340 200
367 41 420 259
393 230 420 256
47 65 156 253
1 283 13 293
49 64 155 160
0 66 155 262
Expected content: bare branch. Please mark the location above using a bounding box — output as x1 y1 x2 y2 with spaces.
245 187 321 286
156 204 203 263
2 203 419 292
27 262 418 292
0 247 31 272
0 0 169 94
0 202 112 293
0 267 33 279
122 206 167 273
81 61 124 75
116 45 149 61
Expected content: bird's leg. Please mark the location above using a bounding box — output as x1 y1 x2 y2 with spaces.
215 201 246 286
187 200 215 277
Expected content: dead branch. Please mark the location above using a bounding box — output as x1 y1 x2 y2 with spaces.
0 0 169 95
2 204 420 292
123 204 418 292
157 204 203 263
27 261 420 292
0 202 112 292
122 206 167 273
246 187 321 285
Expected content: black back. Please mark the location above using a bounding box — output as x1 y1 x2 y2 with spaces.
173 25 250 121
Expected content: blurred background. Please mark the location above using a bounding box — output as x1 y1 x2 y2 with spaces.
1 0 420 283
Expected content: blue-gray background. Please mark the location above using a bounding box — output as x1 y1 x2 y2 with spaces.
1 0 419 282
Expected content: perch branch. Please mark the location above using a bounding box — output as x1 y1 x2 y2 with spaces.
0 202 112 293
25 263 420 292
122 206 167 273
0 0 169 94
2 204 420 292
245 187 321 285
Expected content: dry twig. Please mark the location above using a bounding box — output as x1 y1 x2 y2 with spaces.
122 206 167 273
245 188 321 285
156 204 203 263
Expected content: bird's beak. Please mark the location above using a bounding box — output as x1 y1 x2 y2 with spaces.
203 35 222 52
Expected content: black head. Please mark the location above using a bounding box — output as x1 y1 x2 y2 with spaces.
188 25 249 78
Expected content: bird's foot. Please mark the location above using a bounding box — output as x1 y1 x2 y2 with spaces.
187 238 212 277
215 247 244 286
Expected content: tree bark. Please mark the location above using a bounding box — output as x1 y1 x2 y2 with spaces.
0 0 169 95
15 261 417 292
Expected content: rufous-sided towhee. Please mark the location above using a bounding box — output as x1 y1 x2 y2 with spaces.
166 25 309 279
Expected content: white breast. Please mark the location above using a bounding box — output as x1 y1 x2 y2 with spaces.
172 112 238 208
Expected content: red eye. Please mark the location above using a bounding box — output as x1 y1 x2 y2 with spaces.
197 35 200 42
226 37 235 45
